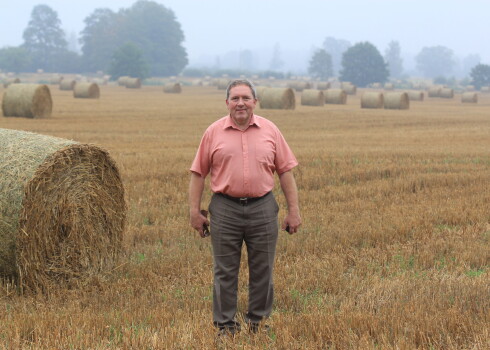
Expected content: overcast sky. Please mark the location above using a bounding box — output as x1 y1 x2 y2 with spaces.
1 0 488 71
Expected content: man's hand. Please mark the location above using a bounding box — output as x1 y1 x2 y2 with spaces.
282 211 301 234
190 210 210 238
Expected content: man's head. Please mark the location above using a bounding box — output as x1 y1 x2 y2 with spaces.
225 79 257 129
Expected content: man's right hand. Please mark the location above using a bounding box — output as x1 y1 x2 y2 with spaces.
190 210 210 238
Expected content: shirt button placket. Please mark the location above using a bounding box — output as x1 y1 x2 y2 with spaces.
242 132 250 195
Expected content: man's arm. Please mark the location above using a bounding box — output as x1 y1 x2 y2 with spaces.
279 170 301 234
189 171 209 237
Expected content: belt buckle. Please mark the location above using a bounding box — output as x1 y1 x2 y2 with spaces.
239 197 248 205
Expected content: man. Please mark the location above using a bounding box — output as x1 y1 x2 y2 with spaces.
189 79 301 335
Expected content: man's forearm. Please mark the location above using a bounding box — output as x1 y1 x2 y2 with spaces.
279 170 299 213
189 171 205 214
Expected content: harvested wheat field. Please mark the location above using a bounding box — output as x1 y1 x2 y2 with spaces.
0 85 489 349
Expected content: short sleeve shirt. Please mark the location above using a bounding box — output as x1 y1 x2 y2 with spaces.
190 114 298 197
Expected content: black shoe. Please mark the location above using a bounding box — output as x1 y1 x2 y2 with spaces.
216 322 241 337
248 322 270 333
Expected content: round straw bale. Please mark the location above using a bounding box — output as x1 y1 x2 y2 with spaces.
118 76 130 86
316 82 331 90
217 79 230 90
461 92 478 103
59 79 76 91
361 92 384 109
3 78 21 88
341 82 357 95
163 82 182 93
2 84 52 118
384 83 394 90
259 88 295 110
255 86 268 100
384 92 410 109
480 86 490 93
439 88 454 98
73 83 100 99
465 85 475 91
124 78 141 89
370 83 382 89
324 89 347 104
50 75 62 84
301 89 324 106
288 81 311 92
407 91 424 101
428 86 441 97
0 128 126 291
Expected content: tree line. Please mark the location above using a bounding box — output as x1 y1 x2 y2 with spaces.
0 0 187 79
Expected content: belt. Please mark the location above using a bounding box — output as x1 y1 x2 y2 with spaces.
217 191 270 205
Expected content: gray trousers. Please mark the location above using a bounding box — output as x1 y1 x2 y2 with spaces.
208 192 279 327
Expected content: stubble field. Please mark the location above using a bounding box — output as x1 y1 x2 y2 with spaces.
0 84 489 349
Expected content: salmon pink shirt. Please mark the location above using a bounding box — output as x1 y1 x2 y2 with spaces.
190 114 298 198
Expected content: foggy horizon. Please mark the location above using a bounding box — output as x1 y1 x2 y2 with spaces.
1 0 489 75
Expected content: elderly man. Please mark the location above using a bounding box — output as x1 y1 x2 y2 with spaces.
189 79 301 335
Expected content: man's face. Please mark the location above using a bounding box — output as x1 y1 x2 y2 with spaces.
226 85 257 128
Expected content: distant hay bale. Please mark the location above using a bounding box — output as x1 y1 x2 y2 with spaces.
371 83 382 89
480 86 490 93
439 88 454 98
324 89 347 104
125 78 141 89
3 78 20 88
301 89 324 106
255 86 268 100
73 83 100 99
384 83 394 90
2 84 52 118
50 75 62 84
118 76 130 86
288 81 312 92
163 83 182 93
384 92 410 109
316 82 331 90
341 82 357 95
465 85 475 91
259 87 295 110
59 79 76 91
428 86 442 97
0 128 126 292
461 92 478 103
407 91 424 101
361 92 384 109
217 79 230 90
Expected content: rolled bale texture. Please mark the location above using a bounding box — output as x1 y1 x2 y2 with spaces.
341 82 357 95
74 83 100 99
288 81 311 92
117 76 130 86
384 92 410 110
324 89 347 104
428 86 442 97
125 78 141 89
316 82 331 90
59 79 76 91
384 83 394 90
255 86 268 100
301 89 324 106
0 128 126 292
217 79 230 90
361 92 384 109
259 87 295 110
461 92 478 103
439 88 454 99
480 86 490 93
2 84 52 118
163 83 182 94
3 78 21 88
407 91 424 101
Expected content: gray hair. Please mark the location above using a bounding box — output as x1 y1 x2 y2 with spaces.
226 79 257 100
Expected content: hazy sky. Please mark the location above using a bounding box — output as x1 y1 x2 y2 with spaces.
1 0 488 70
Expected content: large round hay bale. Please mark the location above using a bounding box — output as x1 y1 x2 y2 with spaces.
255 86 268 100
73 83 100 99
125 78 141 89
3 78 20 88
316 82 331 90
0 129 126 292
324 89 347 104
117 76 130 86
288 81 311 92
2 84 52 118
301 89 324 106
384 92 410 109
163 82 182 93
341 82 357 95
461 92 478 103
428 86 442 97
407 91 424 101
439 88 454 98
259 87 295 110
59 79 76 91
361 92 384 109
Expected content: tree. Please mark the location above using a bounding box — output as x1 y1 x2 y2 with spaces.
384 41 403 79
462 54 481 77
416 46 455 78
308 49 333 80
323 37 351 76
22 4 68 72
470 64 490 89
108 42 148 79
339 42 388 87
0 47 31 73
269 43 284 71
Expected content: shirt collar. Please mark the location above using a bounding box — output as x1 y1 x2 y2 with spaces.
224 114 261 130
